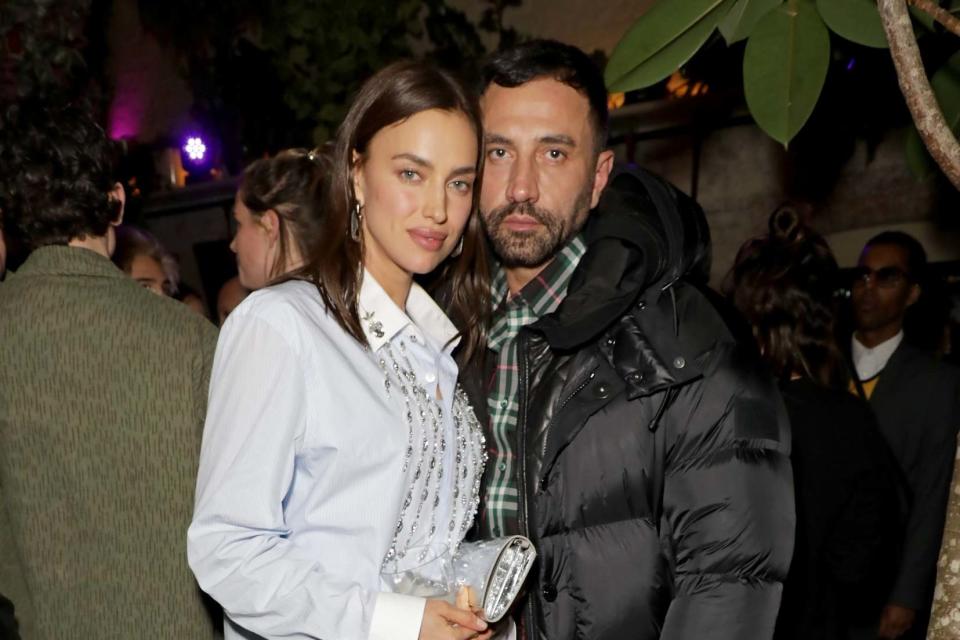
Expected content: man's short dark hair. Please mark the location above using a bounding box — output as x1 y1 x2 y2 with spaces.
481 39 609 153
865 231 928 282
0 101 120 249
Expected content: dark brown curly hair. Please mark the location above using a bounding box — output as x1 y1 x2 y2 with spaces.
727 206 846 388
0 101 120 249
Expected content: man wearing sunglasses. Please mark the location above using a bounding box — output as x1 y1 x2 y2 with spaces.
851 231 960 640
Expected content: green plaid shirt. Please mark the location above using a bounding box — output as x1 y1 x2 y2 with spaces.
481 235 587 538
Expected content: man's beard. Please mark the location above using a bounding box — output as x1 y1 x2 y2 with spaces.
481 183 593 269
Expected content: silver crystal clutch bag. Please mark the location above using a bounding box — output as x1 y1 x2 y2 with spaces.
452 535 537 623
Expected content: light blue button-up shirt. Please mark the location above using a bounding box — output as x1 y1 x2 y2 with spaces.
188 273 483 640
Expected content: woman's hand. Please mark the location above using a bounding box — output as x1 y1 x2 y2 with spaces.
418 598 491 640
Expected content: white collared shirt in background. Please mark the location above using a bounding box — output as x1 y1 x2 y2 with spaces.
188 273 481 640
852 330 904 381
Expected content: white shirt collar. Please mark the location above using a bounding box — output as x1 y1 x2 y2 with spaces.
357 270 460 354
852 330 903 381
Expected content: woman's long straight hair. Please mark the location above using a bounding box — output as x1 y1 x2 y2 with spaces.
299 61 490 365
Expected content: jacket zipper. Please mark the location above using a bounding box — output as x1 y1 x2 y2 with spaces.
516 330 532 538
517 333 597 639
541 368 596 459
516 331 539 638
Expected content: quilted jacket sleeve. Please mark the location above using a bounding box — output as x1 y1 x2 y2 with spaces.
659 344 795 640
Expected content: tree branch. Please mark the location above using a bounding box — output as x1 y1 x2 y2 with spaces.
879 0 960 190
908 0 960 36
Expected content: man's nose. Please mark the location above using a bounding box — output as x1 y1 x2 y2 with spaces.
507 157 539 204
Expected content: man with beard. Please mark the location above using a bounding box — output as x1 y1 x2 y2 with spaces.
849 232 960 640
474 40 794 639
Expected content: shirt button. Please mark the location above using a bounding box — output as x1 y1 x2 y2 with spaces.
674 356 686 369
499 400 508 409
498 462 507 471
424 372 437 383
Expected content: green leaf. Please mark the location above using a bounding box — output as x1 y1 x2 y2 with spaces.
719 0 783 44
932 52 960 127
816 0 888 48
605 0 738 92
909 5 936 32
905 127 936 180
906 51 960 180
743 1 831 146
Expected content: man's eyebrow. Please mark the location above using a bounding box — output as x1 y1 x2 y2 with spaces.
484 133 513 146
539 134 575 147
392 153 432 168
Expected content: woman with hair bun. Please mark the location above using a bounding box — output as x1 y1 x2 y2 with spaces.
729 206 904 640
230 147 329 290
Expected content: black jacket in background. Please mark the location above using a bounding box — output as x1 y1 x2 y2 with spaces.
865 341 960 636
0 594 17 640
503 168 795 640
776 378 904 640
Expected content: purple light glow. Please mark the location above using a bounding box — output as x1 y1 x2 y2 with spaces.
183 136 207 162
846 58 857 72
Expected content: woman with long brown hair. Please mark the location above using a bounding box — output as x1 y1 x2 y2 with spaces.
188 61 493 640
229 147 329 290
729 207 903 640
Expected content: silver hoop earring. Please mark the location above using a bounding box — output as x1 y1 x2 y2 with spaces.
450 236 464 258
350 203 363 242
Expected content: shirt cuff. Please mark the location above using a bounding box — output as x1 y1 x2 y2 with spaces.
369 592 426 640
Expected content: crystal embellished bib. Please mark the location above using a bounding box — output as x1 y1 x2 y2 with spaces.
375 338 487 569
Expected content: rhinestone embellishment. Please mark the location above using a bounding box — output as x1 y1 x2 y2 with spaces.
377 340 486 569
363 310 385 339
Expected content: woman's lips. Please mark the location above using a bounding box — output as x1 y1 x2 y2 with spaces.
408 228 448 251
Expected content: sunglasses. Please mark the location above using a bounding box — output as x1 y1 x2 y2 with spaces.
851 266 909 288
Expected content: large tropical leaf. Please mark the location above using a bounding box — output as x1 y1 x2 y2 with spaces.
816 0 888 48
905 51 960 180
605 0 737 92
743 1 831 146
719 0 783 44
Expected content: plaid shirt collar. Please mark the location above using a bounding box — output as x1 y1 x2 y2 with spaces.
489 234 587 348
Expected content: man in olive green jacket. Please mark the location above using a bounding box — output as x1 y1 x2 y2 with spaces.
0 103 219 638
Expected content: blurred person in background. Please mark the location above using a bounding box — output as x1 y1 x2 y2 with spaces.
230 147 328 290
929 446 960 639
177 283 210 320
0 101 218 639
112 224 179 296
729 207 904 640
215 275 249 326
0 218 6 279
849 232 960 639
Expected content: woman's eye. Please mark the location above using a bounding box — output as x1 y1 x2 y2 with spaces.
450 180 473 193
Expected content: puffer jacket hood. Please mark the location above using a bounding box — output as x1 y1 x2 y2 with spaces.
533 168 710 353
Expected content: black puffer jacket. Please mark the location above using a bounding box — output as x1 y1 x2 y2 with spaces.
511 169 795 639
